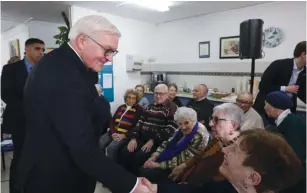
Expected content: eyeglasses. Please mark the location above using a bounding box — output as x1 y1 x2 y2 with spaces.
209 116 231 124
154 92 167 96
84 34 118 57
127 96 137 100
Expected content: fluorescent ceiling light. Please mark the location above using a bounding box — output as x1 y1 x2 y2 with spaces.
117 1 171 12
134 1 170 12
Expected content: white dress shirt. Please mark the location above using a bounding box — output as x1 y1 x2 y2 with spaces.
281 59 304 97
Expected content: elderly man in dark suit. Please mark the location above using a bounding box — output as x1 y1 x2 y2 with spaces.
16 15 153 193
1 38 45 193
254 41 306 124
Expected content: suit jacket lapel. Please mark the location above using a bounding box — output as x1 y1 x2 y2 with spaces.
20 59 29 81
285 59 293 83
296 66 306 84
60 43 98 98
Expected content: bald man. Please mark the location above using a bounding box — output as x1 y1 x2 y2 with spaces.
236 93 264 131
186 84 214 129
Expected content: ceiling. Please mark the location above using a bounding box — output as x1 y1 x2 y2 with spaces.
1 1 272 33
66 1 272 24
1 1 70 33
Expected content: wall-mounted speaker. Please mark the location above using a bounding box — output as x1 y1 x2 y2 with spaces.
239 19 264 59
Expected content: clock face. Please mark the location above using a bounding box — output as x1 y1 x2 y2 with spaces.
263 27 284 48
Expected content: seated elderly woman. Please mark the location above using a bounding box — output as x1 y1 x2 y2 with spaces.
168 83 182 107
118 84 178 175
135 84 149 108
143 129 304 193
139 107 210 183
99 88 143 162
168 103 244 185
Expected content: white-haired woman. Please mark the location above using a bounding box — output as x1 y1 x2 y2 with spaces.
168 103 244 185
139 107 210 183
142 129 304 193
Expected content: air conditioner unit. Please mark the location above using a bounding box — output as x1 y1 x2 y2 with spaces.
126 54 143 72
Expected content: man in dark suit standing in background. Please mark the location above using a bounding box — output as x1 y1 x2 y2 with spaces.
17 15 153 193
1 38 45 193
253 41 306 124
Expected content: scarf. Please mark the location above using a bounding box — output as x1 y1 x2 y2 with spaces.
156 122 199 163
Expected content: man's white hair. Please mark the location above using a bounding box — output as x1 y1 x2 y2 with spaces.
68 15 121 41
174 107 197 125
154 84 168 92
213 103 244 129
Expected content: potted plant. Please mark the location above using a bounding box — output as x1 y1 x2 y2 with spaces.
54 12 70 46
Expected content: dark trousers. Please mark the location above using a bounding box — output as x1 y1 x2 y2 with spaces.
10 129 25 193
118 140 157 175
139 167 172 183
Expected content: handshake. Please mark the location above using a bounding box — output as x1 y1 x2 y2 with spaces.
133 177 158 193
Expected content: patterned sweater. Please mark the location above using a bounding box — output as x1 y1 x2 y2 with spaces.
153 123 210 169
109 104 143 136
131 100 178 146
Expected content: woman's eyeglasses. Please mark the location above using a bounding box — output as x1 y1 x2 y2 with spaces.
209 116 231 124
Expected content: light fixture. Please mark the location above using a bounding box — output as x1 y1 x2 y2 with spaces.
134 0 170 12
117 0 171 12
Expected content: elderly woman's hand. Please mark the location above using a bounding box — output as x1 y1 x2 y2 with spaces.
144 160 159 169
168 163 187 181
127 138 138 152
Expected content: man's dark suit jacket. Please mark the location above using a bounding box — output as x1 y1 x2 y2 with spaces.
186 98 214 130
1 59 28 145
17 44 136 193
254 58 306 115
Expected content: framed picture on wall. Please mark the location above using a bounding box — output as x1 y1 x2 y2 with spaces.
199 41 210 58
9 39 21 58
219 36 240 59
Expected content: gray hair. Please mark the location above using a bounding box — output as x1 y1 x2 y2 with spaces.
154 84 168 93
174 107 197 124
68 15 121 41
237 92 253 101
200 84 208 94
213 103 244 129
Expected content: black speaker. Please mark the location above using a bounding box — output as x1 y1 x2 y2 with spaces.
239 19 264 59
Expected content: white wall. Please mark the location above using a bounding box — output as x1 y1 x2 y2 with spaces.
1 23 29 66
71 6 157 113
154 1 306 64
1 20 65 68
28 20 65 48
140 1 306 92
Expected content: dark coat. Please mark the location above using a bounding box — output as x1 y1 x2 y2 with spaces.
254 58 306 115
1 59 28 136
186 98 214 129
17 44 136 193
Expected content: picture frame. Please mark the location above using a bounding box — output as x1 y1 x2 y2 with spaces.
199 41 210 58
9 39 20 58
219 36 240 59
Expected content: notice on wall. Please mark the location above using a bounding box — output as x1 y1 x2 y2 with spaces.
103 73 113 89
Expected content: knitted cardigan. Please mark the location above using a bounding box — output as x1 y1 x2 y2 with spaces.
109 104 143 137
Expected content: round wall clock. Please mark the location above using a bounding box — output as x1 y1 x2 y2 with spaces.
263 27 284 48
